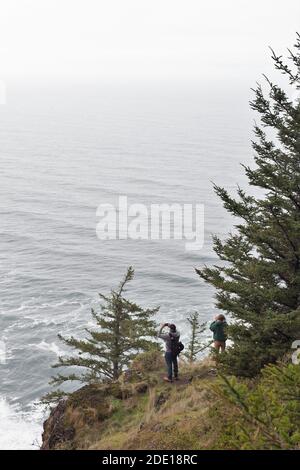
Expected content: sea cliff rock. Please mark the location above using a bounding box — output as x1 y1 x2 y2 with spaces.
41 381 140 449
41 398 75 450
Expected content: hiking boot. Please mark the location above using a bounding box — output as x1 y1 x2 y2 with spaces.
174 376 179 381
163 377 173 383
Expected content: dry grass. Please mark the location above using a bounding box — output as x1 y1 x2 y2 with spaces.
85 357 219 450
46 354 232 450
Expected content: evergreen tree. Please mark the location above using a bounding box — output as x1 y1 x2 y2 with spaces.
184 312 210 362
50 267 159 386
196 35 300 376
213 363 300 449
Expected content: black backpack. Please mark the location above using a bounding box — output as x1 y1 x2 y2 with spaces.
170 335 184 356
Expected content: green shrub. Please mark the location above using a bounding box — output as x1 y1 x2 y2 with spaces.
131 350 164 374
212 363 300 449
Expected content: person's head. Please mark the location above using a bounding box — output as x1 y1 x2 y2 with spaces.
216 314 226 322
168 323 176 332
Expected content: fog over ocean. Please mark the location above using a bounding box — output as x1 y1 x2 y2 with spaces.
0 81 254 448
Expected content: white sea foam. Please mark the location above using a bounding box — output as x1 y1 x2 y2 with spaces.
0 397 45 450
9 340 64 357
32 340 62 356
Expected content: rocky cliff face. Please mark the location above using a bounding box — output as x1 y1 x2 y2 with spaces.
41 381 148 449
42 399 74 450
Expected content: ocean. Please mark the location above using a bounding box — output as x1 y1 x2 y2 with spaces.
0 80 253 448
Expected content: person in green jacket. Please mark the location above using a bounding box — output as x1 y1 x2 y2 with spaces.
210 314 227 353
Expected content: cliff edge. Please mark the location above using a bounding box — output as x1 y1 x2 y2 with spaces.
41 353 220 450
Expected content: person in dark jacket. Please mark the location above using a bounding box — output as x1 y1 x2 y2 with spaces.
209 314 227 353
158 323 180 382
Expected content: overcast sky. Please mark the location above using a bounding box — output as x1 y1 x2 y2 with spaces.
0 0 300 82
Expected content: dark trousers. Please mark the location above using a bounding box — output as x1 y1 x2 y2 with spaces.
165 352 178 380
